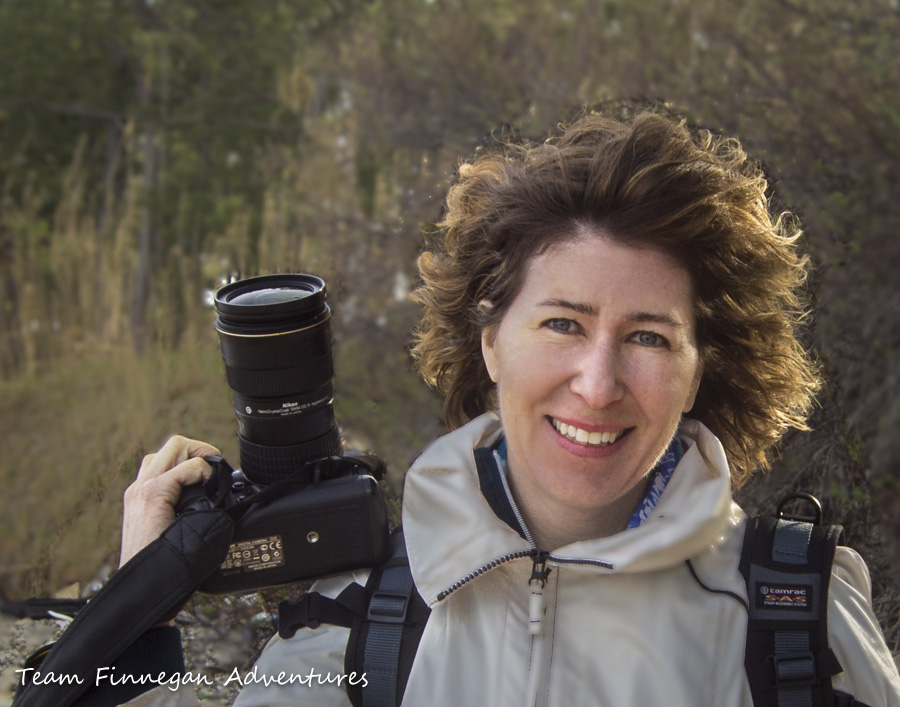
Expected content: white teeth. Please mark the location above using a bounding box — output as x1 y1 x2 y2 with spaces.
552 419 624 447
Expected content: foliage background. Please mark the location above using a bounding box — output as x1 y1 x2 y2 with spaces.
1 0 898 699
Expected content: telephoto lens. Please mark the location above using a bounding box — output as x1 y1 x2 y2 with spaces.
214 274 343 484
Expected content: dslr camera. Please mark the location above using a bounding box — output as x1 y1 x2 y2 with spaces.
176 273 391 594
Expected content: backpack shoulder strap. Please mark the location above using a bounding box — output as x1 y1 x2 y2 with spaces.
739 494 845 707
345 527 430 707
277 527 430 707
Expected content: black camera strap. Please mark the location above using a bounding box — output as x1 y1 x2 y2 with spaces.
12 508 235 707
0 592 88 621
11 453 387 706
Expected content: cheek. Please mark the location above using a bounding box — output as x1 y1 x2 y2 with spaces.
624 355 699 415
496 349 539 391
494 346 565 411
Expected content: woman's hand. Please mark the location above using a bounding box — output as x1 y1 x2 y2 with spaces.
119 435 221 567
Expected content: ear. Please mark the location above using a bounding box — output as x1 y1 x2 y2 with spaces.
481 328 500 384
478 300 500 384
682 361 703 413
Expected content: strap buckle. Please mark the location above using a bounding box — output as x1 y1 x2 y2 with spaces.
278 597 319 637
776 493 823 525
366 590 409 624
772 651 817 688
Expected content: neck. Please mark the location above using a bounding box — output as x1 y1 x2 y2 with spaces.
507 472 649 551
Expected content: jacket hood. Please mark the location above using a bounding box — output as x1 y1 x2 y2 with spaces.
402 412 743 605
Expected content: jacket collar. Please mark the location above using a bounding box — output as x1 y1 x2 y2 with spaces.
402 412 743 605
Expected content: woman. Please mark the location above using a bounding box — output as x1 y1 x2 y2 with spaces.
120 109 900 706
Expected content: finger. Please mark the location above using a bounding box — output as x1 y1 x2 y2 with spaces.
153 434 221 468
120 443 221 569
126 456 216 508
136 435 221 481
158 456 217 499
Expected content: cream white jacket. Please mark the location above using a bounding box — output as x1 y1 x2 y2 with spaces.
153 414 900 707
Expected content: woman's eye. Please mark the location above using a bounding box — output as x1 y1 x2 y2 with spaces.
632 331 668 348
545 318 579 334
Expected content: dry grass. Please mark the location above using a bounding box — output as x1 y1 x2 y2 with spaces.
0 331 238 597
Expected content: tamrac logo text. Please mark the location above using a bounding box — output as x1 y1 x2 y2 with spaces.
758 583 812 609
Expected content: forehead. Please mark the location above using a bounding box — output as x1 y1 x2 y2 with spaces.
516 234 695 314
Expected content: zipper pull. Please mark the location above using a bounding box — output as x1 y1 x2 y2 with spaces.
528 551 551 636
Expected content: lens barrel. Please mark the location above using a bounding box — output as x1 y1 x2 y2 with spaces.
214 274 342 484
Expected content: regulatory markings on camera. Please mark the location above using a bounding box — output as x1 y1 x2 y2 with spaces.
220 535 285 573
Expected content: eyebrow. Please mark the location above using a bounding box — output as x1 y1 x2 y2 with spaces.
538 298 685 329
539 298 596 315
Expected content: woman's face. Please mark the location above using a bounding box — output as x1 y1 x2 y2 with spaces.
481 232 703 520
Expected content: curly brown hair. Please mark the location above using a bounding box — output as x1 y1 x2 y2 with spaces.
411 108 820 486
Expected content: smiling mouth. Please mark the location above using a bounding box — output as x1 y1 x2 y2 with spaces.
550 417 629 447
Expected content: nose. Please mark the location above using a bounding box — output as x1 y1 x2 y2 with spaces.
569 339 625 409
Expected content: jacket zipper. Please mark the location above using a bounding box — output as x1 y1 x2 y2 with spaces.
528 550 551 635
493 449 614 570
494 449 538 547
436 447 621 706
526 551 551 707
435 549 535 600
436 451 615 601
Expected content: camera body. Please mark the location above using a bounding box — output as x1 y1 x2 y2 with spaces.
177 455 390 594
175 273 392 594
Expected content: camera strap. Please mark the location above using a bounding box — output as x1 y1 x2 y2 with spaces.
12 508 235 707
0 592 88 621
11 453 387 706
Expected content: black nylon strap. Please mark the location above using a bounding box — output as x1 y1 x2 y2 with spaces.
773 631 814 706
773 520 814 565
740 511 845 707
277 583 371 637
361 534 415 707
834 691 874 707
0 596 88 621
341 529 430 707
12 509 234 707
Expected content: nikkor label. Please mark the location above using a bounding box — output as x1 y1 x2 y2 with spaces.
220 536 285 573
237 393 331 419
